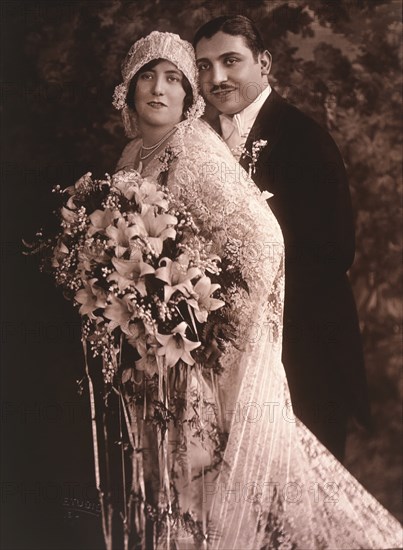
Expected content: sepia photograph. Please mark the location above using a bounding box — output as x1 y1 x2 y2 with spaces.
1 1 402 548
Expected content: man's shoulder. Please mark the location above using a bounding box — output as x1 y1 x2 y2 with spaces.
267 91 327 134
260 90 341 155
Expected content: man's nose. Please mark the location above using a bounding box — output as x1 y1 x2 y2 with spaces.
210 64 228 86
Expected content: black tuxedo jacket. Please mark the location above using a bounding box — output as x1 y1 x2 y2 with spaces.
239 89 371 431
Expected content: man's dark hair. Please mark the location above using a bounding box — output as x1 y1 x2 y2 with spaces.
193 15 265 61
126 58 193 115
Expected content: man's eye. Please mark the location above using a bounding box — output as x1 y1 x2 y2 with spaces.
225 58 238 65
197 63 209 71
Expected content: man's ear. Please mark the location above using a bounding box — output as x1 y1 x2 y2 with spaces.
260 50 272 76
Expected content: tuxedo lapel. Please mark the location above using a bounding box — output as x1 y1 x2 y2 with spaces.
240 88 287 172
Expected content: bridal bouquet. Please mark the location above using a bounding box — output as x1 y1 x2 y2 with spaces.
24 163 245 548
26 168 227 382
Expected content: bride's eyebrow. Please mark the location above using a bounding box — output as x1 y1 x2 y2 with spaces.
165 69 182 77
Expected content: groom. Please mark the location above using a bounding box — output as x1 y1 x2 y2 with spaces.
194 15 371 461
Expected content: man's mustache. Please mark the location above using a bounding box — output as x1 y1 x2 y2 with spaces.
209 84 236 94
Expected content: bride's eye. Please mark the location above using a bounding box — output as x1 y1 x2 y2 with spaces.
140 72 153 80
167 75 180 82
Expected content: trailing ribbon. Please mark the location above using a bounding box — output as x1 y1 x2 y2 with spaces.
82 337 112 550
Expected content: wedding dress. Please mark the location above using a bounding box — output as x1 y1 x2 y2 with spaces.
116 118 401 549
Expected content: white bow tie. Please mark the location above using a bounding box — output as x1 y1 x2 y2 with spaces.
219 84 272 160
220 114 249 159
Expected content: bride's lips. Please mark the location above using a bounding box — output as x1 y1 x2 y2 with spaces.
147 101 167 108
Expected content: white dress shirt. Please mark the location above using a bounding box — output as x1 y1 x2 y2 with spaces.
219 83 272 160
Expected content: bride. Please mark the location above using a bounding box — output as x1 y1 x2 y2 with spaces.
102 31 401 549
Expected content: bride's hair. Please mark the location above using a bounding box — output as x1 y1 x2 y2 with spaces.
125 58 193 117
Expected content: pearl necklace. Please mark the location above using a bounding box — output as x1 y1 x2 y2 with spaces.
139 127 177 161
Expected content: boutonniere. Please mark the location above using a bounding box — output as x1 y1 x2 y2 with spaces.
238 139 268 177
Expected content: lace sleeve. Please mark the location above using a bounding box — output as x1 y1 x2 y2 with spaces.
158 120 285 434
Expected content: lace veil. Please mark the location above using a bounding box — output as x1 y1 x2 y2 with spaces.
131 119 402 549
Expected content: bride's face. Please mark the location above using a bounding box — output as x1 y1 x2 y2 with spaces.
133 60 187 131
